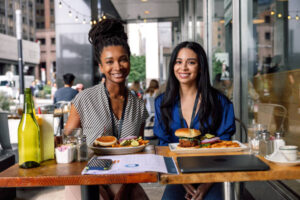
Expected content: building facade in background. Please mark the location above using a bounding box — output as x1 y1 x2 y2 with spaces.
35 0 56 84
0 0 36 40
0 0 39 78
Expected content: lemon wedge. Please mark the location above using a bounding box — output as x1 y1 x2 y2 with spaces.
131 140 139 147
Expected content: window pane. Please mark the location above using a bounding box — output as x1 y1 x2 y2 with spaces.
241 0 300 195
211 0 233 102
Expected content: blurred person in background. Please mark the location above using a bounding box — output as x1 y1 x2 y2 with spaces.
144 79 159 115
130 80 143 99
75 83 84 92
54 73 78 104
51 82 57 101
30 81 36 97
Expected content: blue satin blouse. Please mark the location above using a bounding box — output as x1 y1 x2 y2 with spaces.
153 93 236 146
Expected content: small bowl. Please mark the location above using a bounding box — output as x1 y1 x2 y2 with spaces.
55 145 76 163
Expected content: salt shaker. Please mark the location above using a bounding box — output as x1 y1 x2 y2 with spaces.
76 135 88 162
259 130 273 157
273 132 285 152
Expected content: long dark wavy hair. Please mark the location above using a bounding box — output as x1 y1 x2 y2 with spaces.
88 18 131 64
161 41 224 135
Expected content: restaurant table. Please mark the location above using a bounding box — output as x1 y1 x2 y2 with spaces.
0 145 158 200
156 146 300 200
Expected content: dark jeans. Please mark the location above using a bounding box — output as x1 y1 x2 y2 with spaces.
162 183 223 200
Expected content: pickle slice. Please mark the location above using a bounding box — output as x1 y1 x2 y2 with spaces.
205 133 215 139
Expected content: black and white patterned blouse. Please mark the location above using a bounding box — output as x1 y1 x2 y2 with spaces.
72 83 149 145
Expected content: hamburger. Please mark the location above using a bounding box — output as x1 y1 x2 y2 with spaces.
94 136 117 147
175 128 201 149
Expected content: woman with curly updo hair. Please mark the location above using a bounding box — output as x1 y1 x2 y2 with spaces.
65 19 149 200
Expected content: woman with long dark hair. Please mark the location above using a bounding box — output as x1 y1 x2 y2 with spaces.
154 41 235 200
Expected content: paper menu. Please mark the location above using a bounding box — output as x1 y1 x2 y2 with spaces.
82 154 178 175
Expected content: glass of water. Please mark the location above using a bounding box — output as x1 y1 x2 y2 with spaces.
62 128 82 145
248 124 267 154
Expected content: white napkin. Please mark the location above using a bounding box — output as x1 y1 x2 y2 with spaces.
266 150 289 162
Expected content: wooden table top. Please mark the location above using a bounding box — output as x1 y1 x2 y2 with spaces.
156 146 300 184
0 146 158 187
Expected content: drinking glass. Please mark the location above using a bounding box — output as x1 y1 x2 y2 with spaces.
248 124 267 154
62 128 82 145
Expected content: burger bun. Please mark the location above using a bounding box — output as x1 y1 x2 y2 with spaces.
94 136 117 147
175 128 201 138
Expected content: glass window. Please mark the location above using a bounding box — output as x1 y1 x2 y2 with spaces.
195 0 204 45
39 38 46 45
211 0 233 104
51 38 55 44
241 0 300 195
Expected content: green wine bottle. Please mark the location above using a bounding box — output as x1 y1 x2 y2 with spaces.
18 88 41 168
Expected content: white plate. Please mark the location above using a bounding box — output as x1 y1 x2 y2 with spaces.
89 144 147 155
264 156 300 166
168 140 248 154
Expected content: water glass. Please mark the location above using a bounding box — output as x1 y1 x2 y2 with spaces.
248 124 267 154
62 128 82 145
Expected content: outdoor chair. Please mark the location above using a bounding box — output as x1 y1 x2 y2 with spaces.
235 117 248 142
0 112 16 200
256 103 287 134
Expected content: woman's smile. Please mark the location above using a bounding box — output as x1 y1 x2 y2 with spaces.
178 72 191 79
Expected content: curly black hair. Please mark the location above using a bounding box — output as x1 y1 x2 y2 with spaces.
88 19 131 64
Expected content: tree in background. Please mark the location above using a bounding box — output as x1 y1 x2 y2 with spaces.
0 92 13 111
128 55 146 83
212 55 223 81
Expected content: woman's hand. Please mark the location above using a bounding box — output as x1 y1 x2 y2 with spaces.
183 184 196 199
191 183 213 200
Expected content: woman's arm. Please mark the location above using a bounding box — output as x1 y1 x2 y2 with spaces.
215 101 236 140
64 104 81 135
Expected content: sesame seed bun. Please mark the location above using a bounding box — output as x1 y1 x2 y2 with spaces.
175 128 201 138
